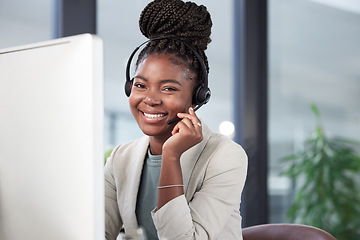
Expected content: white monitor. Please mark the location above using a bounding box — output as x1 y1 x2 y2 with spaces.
0 34 104 240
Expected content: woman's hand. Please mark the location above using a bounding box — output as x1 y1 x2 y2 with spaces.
162 107 203 159
157 107 203 210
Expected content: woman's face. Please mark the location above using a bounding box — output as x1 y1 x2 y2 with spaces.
129 53 195 139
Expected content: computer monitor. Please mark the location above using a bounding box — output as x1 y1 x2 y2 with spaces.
0 34 104 240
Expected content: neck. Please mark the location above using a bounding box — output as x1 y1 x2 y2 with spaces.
149 134 170 155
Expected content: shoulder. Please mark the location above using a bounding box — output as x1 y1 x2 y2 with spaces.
190 126 248 194
208 131 247 160
105 136 149 170
111 136 149 158
111 136 149 157
201 129 248 175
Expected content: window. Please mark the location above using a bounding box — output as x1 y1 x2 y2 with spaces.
268 0 360 222
0 0 51 49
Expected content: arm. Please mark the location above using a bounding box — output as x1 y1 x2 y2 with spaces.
153 138 248 240
156 107 203 210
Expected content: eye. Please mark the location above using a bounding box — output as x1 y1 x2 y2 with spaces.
133 82 146 89
163 86 178 92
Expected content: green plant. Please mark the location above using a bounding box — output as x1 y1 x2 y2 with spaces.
104 148 113 165
281 103 360 240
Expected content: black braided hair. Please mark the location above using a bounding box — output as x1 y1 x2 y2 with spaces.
136 0 212 86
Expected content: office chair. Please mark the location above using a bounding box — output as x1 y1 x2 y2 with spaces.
242 223 337 240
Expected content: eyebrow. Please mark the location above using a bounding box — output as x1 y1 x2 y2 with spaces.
133 76 182 86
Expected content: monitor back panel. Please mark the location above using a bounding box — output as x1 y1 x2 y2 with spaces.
0 34 104 240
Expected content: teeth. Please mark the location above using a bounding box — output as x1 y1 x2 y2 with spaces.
143 112 165 118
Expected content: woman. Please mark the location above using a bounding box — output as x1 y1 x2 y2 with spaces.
104 0 248 239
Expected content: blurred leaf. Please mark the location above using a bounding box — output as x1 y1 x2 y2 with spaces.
104 148 113 165
280 103 360 240
310 102 320 120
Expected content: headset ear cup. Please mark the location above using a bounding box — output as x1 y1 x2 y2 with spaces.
194 85 211 105
125 79 133 97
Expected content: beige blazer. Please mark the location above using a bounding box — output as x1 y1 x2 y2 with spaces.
104 123 248 240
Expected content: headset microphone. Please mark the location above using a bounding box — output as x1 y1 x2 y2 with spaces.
166 104 202 125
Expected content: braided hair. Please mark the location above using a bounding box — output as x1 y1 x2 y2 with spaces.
136 0 212 86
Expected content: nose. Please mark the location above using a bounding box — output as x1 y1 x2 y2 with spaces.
143 91 161 106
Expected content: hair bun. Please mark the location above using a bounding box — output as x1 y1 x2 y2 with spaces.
139 0 212 51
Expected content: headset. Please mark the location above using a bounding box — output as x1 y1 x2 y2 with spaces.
125 37 211 114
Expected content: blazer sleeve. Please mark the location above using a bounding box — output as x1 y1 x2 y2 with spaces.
151 140 248 240
104 146 123 240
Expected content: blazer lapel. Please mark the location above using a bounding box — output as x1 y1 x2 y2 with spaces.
180 123 211 200
122 136 149 235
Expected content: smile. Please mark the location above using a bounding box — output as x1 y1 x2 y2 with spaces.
143 112 166 118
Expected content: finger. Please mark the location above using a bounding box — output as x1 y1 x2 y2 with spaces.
181 114 203 142
178 116 194 129
178 108 200 123
176 116 202 138
189 107 201 128
189 107 195 115
171 117 192 135
192 122 202 136
179 109 201 129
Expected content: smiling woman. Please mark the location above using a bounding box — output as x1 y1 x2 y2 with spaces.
130 54 195 143
103 1 248 240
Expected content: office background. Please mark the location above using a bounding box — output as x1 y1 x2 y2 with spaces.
1 0 359 227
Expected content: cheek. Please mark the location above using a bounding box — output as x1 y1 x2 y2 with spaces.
128 94 141 110
167 93 193 110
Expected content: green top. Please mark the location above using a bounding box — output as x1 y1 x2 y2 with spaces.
135 149 162 240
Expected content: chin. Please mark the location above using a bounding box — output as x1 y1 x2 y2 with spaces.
139 125 171 138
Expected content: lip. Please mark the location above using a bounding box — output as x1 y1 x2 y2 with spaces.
140 110 168 123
